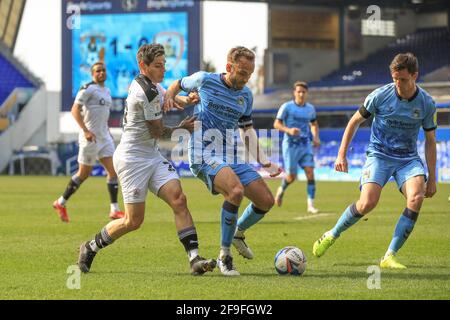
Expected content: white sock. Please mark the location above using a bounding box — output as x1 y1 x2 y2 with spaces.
89 240 101 253
188 249 199 262
385 250 395 259
110 203 120 213
220 247 231 259
58 197 67 206
307 198 314 208
235 229 245 238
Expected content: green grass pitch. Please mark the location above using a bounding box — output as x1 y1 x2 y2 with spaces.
0 176 449 300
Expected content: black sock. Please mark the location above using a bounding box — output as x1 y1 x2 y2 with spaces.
107 178 119 204
93 227 114 250
62 175 82 201
178 226 199 254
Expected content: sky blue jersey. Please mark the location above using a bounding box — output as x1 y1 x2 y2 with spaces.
180 72 253 162
276 101 317 145
361 83 437 161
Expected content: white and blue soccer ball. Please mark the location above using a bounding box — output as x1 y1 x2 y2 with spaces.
274 246 307 276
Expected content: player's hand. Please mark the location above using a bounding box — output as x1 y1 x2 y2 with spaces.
313 138 321 147
84 130 96 143
334 155 348 173
186 91 200 105
179 116 197 133
288 128 300 136
425 180 437 198
163 95 184 113
262 162 283 178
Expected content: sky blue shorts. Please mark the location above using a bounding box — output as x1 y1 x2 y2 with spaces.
360 156 426 191
282 143 315 175
190 162 262 195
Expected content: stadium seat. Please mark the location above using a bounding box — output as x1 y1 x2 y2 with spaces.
311 27 450 87
0 53 35 105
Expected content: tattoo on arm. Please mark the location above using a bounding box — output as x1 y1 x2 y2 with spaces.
161 126 175 139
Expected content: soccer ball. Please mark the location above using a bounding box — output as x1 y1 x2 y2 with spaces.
274 246 307 276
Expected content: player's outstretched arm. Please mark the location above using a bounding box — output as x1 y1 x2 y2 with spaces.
174 91 200 109
239 126 282 178
335 111 366 173
148 117 196 140
164 80 184 112
424 130 437 198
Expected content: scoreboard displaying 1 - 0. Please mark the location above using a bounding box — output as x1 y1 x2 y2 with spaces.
62 0 201 114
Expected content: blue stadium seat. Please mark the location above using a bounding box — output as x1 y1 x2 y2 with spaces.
0 53 35 105
311 27 450 87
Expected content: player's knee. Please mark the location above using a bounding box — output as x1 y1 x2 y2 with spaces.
124 217 144 231
408 192 424 207
171 193 188 212
260 192 275 211
228 185 244 205
357 200 377 214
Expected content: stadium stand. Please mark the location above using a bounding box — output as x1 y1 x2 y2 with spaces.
0 51 35 105
0 42 41 134
311 27 450 87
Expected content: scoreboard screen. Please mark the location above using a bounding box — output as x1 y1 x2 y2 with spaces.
62 0 201 115
71 12 189 98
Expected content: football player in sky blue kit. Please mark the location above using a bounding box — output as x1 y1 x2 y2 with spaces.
313 53 437 269
164 47 282 276
274 81 321 214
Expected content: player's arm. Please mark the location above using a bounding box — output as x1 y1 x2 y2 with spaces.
239 124 282 178
274 119 300 136
174 91 200 108
163 80 184 112
148 117 196 140
310 120 321 147
161 81 199 111
164 72 206 112
335 109 368 173
424 128 437 199
71 102 96 143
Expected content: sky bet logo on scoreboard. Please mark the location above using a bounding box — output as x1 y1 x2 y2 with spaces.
66 0 195 13
147 0 196 10
66 1 113 12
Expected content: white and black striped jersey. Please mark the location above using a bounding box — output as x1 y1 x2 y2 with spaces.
117 74 165 158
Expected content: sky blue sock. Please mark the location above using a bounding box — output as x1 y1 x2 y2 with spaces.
221 202 239 248
388 208 418 254
331 204 363 238
307 180 316 200
237 204 268 232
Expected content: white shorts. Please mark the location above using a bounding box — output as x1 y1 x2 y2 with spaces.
113 152 179 204
78 138 115 166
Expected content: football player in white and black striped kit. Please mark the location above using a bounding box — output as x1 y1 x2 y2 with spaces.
77 44 216 276
53 62 125 223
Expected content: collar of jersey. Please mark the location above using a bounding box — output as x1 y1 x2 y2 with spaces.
395 86 419 102
293 100 307 107
220 73 240 91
